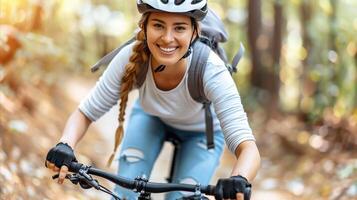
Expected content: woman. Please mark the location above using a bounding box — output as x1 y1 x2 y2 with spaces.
45 0 261 199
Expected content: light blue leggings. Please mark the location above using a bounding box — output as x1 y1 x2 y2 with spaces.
114 101 225 200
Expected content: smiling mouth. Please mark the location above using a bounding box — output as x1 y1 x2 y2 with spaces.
157 45 178 54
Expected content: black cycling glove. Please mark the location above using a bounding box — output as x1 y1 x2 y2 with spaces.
46 142 77 168
215 175 252 200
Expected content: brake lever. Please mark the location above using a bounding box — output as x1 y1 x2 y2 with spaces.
51 168 121 200
52 174 72 180
78 168 100 189
52 173 80 184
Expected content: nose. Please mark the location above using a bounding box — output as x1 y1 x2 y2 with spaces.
161 29 174 43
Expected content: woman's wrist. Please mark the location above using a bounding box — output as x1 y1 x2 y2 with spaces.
59 138 76 149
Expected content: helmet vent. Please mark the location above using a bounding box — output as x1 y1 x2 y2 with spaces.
175 0 185 5
191 0 203 4
160 0 169 4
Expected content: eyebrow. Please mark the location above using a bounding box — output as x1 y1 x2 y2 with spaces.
150 18 189 26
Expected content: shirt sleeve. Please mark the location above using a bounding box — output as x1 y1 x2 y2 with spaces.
203 51 255 153
78 43 134 121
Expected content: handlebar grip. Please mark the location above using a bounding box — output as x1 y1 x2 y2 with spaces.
205 185 216 196
68 162 83 173
244 186 251 200
212 184 251 200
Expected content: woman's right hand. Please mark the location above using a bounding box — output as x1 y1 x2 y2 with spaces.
45 142 77 184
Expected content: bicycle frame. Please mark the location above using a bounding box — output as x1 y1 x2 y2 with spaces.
54 162 216 200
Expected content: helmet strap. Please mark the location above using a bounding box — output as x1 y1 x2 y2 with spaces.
154 64 166 72
181 20 198 59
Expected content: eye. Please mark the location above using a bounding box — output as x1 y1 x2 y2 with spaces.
153 23 164 29
175 26 187 32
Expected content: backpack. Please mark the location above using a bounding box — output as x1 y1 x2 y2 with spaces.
90 8 244 150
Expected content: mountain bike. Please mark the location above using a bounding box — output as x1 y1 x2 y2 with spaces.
52 162 250 200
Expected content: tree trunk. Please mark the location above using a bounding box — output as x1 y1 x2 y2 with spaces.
354 52 357 109
247 0 264 88
272 2 283 66
299 0 316 117
328 0 339 96
30 2 44 31
270 0 284 114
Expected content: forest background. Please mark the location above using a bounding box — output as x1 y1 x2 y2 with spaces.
0 0 356 199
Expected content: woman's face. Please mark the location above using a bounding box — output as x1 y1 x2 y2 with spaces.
146 12 194 67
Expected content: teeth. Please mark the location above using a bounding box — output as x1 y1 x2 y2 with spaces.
160 47 176 52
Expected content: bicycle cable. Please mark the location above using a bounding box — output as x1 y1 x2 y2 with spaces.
52 172 121 200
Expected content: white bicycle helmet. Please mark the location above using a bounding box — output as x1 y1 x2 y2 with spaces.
137 0 208 21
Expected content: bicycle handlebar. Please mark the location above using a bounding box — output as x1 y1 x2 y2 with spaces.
62 162 252 200
67 162 216 195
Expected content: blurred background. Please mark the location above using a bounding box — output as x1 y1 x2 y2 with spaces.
1 0 356 199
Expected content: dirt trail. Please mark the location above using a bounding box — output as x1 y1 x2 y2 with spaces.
62 77 298 200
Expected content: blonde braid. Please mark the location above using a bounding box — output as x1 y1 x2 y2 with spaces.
107 14 150 167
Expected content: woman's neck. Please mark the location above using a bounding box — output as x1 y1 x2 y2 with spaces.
150 57 188 90
150 58 187 76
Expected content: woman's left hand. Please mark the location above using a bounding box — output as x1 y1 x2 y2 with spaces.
214 175 251 200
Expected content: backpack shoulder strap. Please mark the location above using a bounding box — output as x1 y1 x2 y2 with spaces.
188 39 215 149
227 42 245 74
188 39 211 103
90 36 136 72
187 40 245 150
89 36 149 88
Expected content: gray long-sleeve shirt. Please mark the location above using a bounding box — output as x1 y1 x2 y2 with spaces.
79 43 255 153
